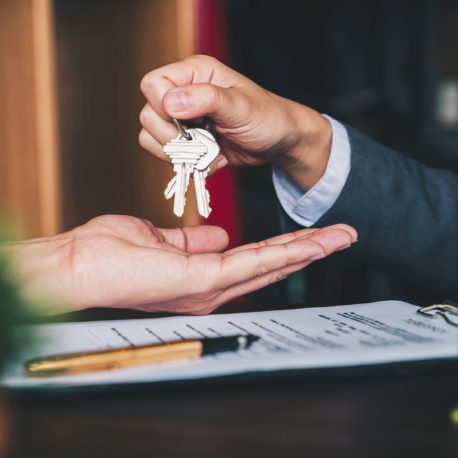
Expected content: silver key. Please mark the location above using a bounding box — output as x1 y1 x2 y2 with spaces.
192 129 220 171
173 162 186 217
164 168 190 201
163 131 207 217
164 130 209 198
164 175 176 199
194 169 210 217
191 129 220 217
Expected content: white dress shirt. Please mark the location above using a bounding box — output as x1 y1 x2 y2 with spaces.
272 115 351 227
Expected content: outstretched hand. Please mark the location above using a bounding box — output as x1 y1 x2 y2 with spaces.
8 215 357 314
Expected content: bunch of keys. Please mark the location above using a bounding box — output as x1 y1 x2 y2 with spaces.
164 118 220 218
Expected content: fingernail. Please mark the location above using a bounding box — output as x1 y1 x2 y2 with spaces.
307 252 325 261
165 90 188 112
214 156 228 170
336 244 351 251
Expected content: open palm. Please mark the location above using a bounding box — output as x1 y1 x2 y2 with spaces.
56 215 356 314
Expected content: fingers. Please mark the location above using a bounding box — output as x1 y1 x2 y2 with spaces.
140 83 242 139
183 225 356 314
321 223 358 242
202 226 356 291
139 55 256 159
304 224 357 252
225 224 356 256
140 59 202 121
215 260 310 306
139 103 178 144
139 101 179 159
140 55 232 128
164 260 311 316
138 128 165 159
140 55 240 120
139 82 236 161
158 225 229 254
224 228 321 255
161 83 239 125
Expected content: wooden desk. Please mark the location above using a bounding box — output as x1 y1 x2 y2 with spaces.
7 305 458 458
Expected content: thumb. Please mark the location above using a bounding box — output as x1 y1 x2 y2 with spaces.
159 225 230 253
162 83 238 126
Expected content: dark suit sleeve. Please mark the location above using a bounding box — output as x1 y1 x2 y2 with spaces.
311 125 457 300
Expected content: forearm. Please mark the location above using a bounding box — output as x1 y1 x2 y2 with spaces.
1 235 73 312
272 100 333 192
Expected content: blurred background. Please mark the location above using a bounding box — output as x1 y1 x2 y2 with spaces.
1 0 457 312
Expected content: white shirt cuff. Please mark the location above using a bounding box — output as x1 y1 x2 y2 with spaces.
272 115 351 227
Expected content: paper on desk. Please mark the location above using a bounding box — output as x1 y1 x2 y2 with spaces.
2 300 457 389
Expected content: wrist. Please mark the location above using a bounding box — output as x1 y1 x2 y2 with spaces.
3 235 73 313
272 101 332 191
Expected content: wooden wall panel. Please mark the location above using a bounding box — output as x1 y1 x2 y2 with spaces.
0 0 60 237
135 0 199 228
1 0 197 237
54 0 198 231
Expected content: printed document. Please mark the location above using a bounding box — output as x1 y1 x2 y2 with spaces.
2 301 457 389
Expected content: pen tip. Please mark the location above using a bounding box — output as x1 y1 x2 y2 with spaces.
244 334 260 349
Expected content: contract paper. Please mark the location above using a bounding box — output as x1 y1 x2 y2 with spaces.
2 301 457 389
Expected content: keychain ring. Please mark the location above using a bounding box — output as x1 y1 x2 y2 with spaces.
203 116 212 132
172 118 192 140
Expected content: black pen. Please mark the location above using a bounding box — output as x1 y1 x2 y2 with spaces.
25 334 260 377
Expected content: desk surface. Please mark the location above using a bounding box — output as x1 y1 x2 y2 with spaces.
7 304 458 458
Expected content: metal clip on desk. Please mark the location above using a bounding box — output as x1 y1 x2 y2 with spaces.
417 301 458 327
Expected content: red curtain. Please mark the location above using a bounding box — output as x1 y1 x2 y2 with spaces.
194 0 242 249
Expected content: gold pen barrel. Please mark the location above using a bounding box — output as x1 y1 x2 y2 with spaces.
26 340 203 377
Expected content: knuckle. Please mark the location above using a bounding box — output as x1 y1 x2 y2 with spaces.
139 106 151 126
198 84 220 111
138 129 149 148
208 84 221 103
183 54 201 64
199 84 221 114
270 270 289 284
185 54 219 66
254 249 268 277
140 73 154 94
256 265 269 277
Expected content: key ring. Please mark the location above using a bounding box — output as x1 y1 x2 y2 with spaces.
202 116 212 132
173 117 213 140
172 118 192 141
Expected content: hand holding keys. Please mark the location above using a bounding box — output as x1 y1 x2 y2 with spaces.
164 119 220 218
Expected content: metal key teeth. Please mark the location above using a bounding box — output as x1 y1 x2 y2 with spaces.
163 127 219 218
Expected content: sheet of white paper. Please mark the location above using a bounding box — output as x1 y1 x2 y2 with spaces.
2 300 457 389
